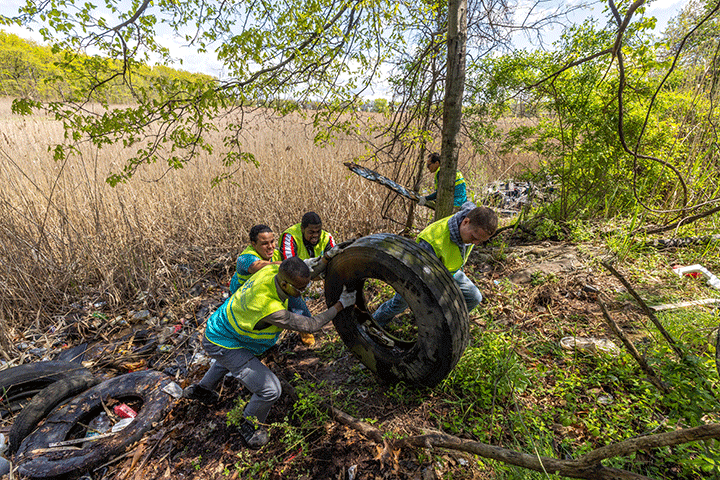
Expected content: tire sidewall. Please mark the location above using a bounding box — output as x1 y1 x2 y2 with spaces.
325 233 469 387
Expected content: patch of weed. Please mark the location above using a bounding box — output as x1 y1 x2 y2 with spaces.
435 331 532 439
316 331 347 360
233 450 280 480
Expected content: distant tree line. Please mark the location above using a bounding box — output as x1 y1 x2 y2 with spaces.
0 31 207 103
0 31 396 113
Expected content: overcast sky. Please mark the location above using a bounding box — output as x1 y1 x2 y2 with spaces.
1 0 690 78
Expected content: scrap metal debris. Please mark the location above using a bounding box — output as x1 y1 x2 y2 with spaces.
344 162 425 203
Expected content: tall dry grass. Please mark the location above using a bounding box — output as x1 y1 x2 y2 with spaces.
0 97 529 347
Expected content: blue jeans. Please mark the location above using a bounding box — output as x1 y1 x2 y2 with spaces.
372 270 482 326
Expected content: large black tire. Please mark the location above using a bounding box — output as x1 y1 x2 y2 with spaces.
16 370 177 479
325 233 469 387
0 361 92 418
8 372 100 454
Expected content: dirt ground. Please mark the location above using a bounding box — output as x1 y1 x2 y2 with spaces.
5 238 663 480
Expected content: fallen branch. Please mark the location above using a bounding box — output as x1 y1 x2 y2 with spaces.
601 260 717 400
48 431 116 447
601 260 684 359
642 209 720 235
576 423 720 465
324 403 384 443
324 403 720 480
399 431 654 480
597 296 667 393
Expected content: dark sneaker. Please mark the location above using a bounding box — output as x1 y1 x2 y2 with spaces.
182 384 220 405
239 419 269 449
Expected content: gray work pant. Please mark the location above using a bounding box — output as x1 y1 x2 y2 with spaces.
198 336 281 424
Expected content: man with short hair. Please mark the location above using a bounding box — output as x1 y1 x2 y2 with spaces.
229 224 281 295
373 204 498 326
184 257 356 449
417 152 468 208
280 212 336 345
280 212 336 260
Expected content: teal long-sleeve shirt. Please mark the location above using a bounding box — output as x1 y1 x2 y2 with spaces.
425 168 467 207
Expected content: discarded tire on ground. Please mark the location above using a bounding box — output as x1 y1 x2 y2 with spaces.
8 371 100 454
0 361 92 418
325 233 469 387
16 370 177 479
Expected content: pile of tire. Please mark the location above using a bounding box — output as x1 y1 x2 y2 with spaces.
0 361 178 479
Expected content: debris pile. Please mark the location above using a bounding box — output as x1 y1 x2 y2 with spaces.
482 178 558 215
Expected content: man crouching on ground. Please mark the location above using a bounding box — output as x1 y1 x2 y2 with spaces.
184 256 356 448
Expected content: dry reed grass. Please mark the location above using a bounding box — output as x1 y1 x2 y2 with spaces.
0 97 534 344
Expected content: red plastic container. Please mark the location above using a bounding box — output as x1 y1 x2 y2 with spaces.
113 403 137 418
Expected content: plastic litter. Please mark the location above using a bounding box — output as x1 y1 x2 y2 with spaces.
560 336 620 356
111 417 134 433
597 394 614 405
86 412 111 437
650 298 720 311
673 264 720 290
132 310 151 321
113 403 137 418
190 352 210 366
163 381 183 399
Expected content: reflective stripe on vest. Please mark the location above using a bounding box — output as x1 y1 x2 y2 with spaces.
229 246 281 294
206 265 287 354
282 223 332 260
434 169 466 188
416 216 473 274
434 169 467 206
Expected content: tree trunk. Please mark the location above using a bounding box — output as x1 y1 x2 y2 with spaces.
403 42 441 234
436 0 467 220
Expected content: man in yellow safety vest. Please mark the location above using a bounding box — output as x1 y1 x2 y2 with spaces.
373 204 497 326
280 212 337 345
184 257 356 449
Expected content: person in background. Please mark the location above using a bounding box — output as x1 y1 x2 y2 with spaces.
280 212 337 345
184 257 356 449
373 204 498 326
229 224 281 296
417 152 468 208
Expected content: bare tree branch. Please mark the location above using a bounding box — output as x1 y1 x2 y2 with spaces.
597 295 668 393
326 401 720 480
